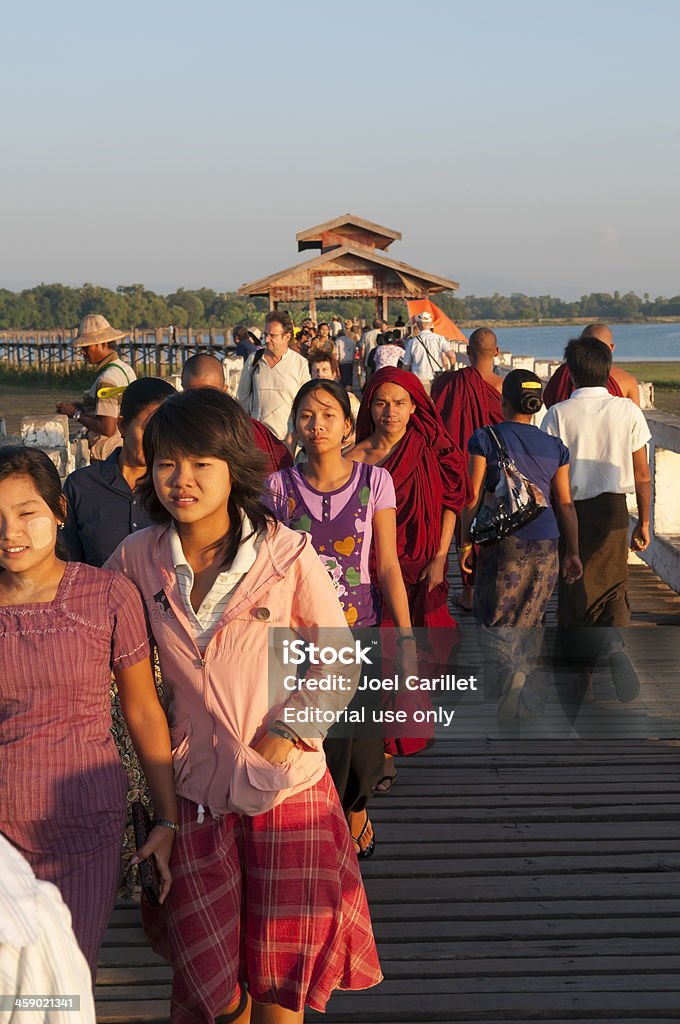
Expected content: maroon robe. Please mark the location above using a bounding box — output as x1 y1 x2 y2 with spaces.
543 363 623 408
431 366 504 450
431 366 504 587
356 368 470 755
250 418 293 473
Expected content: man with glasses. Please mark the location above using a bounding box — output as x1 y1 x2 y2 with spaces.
236 310 310 449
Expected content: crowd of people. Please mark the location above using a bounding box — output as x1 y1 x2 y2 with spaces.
0 311 653 1022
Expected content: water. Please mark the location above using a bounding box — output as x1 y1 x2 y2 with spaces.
485 323 680 362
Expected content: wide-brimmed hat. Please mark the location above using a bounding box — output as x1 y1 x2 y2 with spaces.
247 326 262 343
72 314 128 348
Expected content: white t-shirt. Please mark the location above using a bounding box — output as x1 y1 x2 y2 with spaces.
541 387 651 501
402 331 452 381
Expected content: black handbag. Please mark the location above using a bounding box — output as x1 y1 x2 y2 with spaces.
470 425 548 545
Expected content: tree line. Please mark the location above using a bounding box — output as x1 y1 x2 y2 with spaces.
1 282 679 331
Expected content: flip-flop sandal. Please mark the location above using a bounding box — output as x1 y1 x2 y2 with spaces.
373 771 398 794
352 812 376 859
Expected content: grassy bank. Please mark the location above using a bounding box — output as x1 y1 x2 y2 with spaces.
619 362 680 390
0 366 93 389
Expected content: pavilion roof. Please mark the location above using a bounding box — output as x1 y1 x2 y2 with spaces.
296 214 401 252
238 244 459 298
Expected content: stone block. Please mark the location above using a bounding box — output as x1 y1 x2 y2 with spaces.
21 415 70 449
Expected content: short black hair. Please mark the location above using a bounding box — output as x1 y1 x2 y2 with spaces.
564 336 612 388
119 377 176 425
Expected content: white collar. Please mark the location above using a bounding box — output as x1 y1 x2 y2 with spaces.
569 387 611 399
170 512 259 577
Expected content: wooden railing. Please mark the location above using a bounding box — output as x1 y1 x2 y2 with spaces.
0 329 232 376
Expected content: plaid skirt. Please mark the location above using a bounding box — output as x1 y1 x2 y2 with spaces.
143 770 382 1022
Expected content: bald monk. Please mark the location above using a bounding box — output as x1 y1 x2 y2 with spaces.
543 324 640 407
431 328 504 611
181 353 293 472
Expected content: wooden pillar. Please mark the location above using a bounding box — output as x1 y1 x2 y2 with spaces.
381 295 389 322
309 293 317 323
268 293 276 311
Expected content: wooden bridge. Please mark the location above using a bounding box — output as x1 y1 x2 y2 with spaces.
97 560 680 1023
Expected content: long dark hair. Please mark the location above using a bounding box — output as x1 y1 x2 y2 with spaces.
0 446 67 559
138 388 276 564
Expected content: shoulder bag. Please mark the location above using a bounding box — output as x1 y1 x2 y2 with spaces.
470 425 548 545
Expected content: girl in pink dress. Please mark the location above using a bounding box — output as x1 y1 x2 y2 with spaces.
0 446 176 976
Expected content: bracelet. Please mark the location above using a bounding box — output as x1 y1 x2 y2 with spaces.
73 410 82 422
152 818 179 833
459 542 473 552
270 725 298 745
396 634 417 646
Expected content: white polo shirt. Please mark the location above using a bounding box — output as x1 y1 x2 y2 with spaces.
402 331 453 381
541 387 651 501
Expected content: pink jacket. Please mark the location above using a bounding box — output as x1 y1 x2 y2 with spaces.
106 522 355 815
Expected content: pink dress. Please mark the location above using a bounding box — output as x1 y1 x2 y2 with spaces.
0 561 151 973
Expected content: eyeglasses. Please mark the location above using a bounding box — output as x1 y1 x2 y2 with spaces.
265 332 287 340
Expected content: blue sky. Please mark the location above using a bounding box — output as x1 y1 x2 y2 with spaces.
1 0 679 297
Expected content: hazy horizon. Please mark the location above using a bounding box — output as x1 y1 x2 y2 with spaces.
2 0 679 300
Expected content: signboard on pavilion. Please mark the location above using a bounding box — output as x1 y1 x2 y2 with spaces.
321 274 374 292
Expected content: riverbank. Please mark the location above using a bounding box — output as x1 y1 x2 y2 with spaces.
459 316 680 329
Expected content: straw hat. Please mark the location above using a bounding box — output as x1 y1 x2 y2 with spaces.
72 314 128 348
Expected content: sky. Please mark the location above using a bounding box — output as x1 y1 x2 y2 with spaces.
1 0 679 299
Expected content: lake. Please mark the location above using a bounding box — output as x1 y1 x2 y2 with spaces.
483 323 680 362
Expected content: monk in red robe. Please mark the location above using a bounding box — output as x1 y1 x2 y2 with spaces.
351 368 470 757
431 328 504 610
543 324 639 407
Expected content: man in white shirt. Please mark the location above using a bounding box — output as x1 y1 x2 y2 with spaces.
236 310 310 448
402 311 454 394
0 836 96 1024
542 335 652 707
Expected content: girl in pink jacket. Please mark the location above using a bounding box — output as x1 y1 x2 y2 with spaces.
106 388 382 1024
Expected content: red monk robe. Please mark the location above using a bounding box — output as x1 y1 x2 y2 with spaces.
431 366 503 593
250 418 293 473
356 368 470 754
543 362 622 408
431 366 504 450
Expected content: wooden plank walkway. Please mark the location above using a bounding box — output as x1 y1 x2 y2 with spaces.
96 561 680 1022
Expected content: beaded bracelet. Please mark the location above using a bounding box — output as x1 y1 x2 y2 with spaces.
396 634 417 646
152 818 179 833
